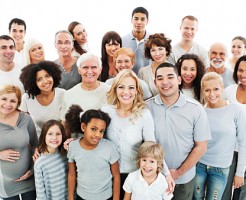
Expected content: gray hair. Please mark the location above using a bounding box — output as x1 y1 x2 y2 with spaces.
77 52 102 69
54 30 74 43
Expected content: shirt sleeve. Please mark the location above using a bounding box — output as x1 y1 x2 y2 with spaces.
123 173 133 193
60 94 67 121
19 93 28 112
34 162 47 200
26 114 38 154
142 109 156 142
108 141 120 164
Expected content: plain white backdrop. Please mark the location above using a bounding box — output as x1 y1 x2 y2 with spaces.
1 0 246 60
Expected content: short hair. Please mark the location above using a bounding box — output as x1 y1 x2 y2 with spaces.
232 36 246 47
77 52 102 69
132 7 149 20
19 61 62 98
201 72 224 91
107 69 145 123
144 33 172 60
155 62 178 78
101 31 122 82
54 30 74 43
113 47 135 66
68 21 87 55
0 35 15 46
181 15 198 23
176 54 206 101
136 141 164 173
38 120 67 155
0 84 22 107
233 55 246 83
24 38 43 65
9 18 26 31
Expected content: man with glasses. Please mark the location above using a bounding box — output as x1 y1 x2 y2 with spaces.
54 30 81 90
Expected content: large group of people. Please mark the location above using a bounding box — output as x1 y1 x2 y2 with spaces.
0 6 246 200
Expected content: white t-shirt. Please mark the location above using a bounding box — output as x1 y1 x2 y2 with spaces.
123 169 173 200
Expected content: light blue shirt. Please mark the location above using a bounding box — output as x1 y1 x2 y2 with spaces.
147 93 211 184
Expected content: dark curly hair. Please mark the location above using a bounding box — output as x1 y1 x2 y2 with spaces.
68 21 87 55
101 31 122 82
176 54 206 101
144 33 172 61
233 55 246 83
19 61 62 99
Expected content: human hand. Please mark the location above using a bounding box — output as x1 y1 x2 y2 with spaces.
0 149 20 162
169 169 181 180
32 148 40 162
15 170 33 182
165 174 175 193
63 138 76 151
233 175 244 189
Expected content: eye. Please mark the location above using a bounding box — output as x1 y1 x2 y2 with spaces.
47 132 52 136
129 86 135 90
36 77 42 82
91 127 96 131
117 85 124 89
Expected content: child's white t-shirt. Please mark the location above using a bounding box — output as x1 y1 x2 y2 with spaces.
123 169 173 200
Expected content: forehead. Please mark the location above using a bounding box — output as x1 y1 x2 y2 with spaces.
0 92 18 99
181 19 197 28
232 39 245 46
118 76 136 85
239 61 246 68
210 45 227 53
116 54 132 60
0 39 15 46
203 79 223 87
10 23 25 31
56 32 72 41
156 67 177 76
30 44 43 49
73 24 85 32
80 57 98 66
132 12 147 19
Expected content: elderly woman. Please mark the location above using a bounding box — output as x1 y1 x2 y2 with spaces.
100 31 122 82
19 61 65 138
0 85 38 199
23 38 45 65
106 47 151 100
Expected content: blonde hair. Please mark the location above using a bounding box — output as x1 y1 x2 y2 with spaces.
113 47 135 66
24 38 44 65
201 72 224 91
107 69 145 122
0 84 22 107
137 141 164 173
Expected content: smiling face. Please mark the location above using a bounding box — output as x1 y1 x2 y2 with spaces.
116 76 137 107
131 12 148 34
115 54 134 72
0 92 18 115
203 79 224 107
140 156 158 180
55 32 73 57
181 59 197 88
29 44 45 64
231 39 246 59
45 125 63 153
105 39 121 58
36 70 54 92
150 45 167 63
81 118 106 148
237 61 246 86
209 43 227 68
0 39 15 65
180 18 197 42
72 24 88 45
9 23 25 44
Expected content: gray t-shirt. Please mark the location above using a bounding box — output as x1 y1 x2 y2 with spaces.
68 138 119 200
147 93 211 184
0 112 38 198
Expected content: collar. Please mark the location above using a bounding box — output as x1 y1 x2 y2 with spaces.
154 92 187 107
130 31 149 41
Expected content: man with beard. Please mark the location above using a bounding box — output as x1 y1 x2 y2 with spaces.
122 7 150 74
207 42 234 87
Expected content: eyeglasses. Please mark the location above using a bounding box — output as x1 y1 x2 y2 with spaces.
56 40 72 46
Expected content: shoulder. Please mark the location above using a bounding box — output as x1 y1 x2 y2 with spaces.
99 82 111 90
185 97 202 107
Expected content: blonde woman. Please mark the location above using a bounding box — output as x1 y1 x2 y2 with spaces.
102 69 174 199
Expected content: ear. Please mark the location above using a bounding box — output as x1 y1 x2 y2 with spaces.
154 79 157 86
178 76 182 85
81 123 86 132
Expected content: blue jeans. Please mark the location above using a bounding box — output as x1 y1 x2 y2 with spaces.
193 162 230 200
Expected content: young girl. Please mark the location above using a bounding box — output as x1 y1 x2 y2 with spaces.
34 120 68 200
67 106 120 200
123 141 173 200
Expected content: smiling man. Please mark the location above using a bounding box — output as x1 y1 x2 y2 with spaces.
167 16 209 68
147 62 211 200
9 18 26 68
207 42 235 87
122 7 150 74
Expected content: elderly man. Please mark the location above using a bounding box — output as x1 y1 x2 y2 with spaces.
54 30 81 90
147 62 211 200
9 18 26 67
0 35 24 94
207 42 235 88
60 52 110 123
168 15 209 67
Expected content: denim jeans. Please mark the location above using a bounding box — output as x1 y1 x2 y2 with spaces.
193 162 230 200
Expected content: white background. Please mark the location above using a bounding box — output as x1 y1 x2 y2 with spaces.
1 0 246 60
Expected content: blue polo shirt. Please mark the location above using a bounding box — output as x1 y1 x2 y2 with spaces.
147 93 211 184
